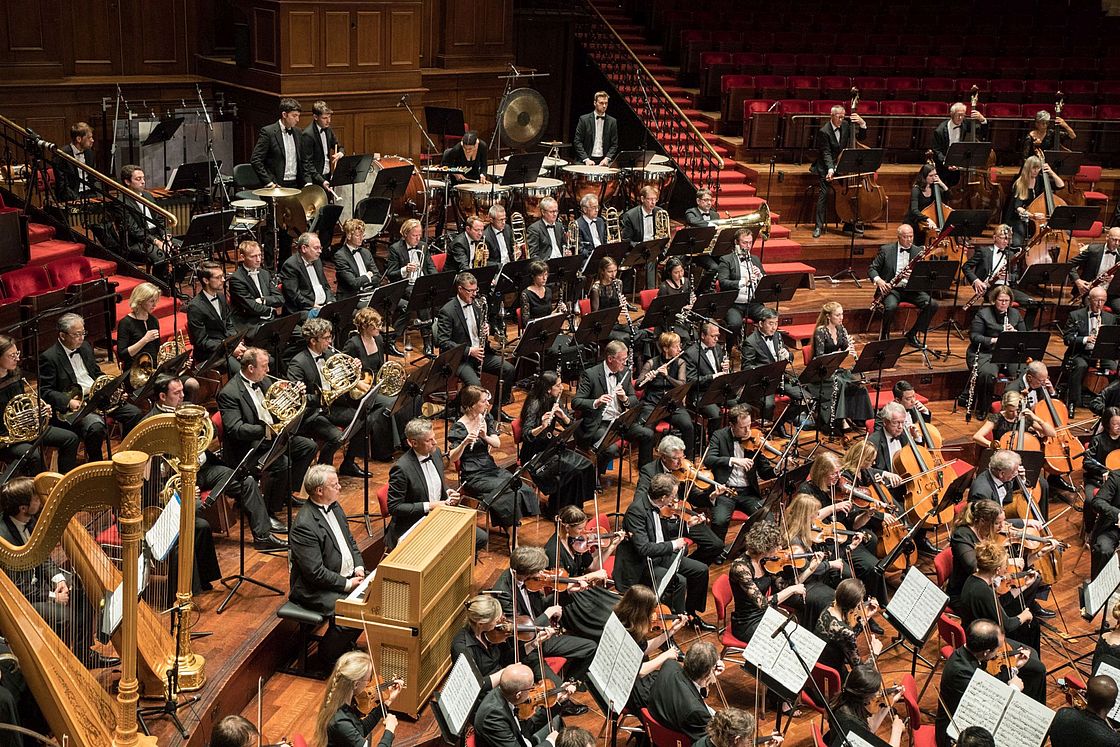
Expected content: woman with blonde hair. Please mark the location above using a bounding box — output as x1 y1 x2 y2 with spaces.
1006 154 1065 246
807 301 873 433
339 307 404 460
117 282 198 399
313 650 399 747
637 331 694 456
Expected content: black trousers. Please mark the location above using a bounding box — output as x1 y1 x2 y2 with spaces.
582 420 656 471
0 425 80 474
1066 353 1117 407
725 301 766 342
199 459 272 540
66 403 142 461
638 401 695 457
879 288 938 339
711 489 762 542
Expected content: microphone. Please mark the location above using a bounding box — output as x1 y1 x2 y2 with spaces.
397 94 408 108
770 609 796 639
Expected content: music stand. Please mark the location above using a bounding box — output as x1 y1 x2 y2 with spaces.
194 331 247 376
1021 262 1074 334
990 330 1050 373
421 343 468 451
513 312 566 367
828 146 884 286
404 271 458 360
642 293 689 333
167 161 221 192
753 272 805 318
67 371 128 428
368 163 414 228
544 254 583 300
688 289 738 329
468 263 501 295
738 360 788 408
366 279 409 329
424 106 466 142
582 240 629 278
708 228 739 259
331 154 374 217
387 360 432 426
1091 325 1120 369
340 384 383 536
622 238 669 277
614 150 659 169
142 116 184 148
852 338 907 405
643 381 693 430
317 295 362 347
496 258 536 295
697 369 753 411
944 141 995 174
355 197 392 237
664 226 717 258
590 403 645 513
498 153 546 186
896 261 957 366
797 349 849 431
244 314 300 362
1043 150 1085 179
571 306 623 348
178 209 235 247
131 351 191 404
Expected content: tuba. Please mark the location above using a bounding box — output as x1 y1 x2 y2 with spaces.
510 211 528 259
0 381 51 447
604 207 621 243
320 353 363 407
654 208 671 240
263 378 307 435
704 203 771 252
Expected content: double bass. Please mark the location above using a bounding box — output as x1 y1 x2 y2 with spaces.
1025 100 1079 264
833 88 886 226
945 85 1004 224
920 150 964 262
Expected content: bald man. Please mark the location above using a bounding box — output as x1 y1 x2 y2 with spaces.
473 663 564 747
1070 227 1120 312
868 224 938 346
1064 286 1119 414
1050 674 1120 747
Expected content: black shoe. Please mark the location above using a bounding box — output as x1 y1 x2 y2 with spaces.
290 494 307 506
339 461 370 478
905 334 923 349
254 535 288 552
1034 605 1057 619
916 536 941 556
560 701 589 716
269 517 288 534
812 227 822 238
422 339 434 356
385 342 404 357
868 620 885 635
689 614 717 633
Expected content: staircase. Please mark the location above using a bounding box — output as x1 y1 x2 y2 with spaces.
578 0 803 261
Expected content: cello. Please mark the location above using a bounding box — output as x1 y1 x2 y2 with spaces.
1024 110 1079 264
833 88 886 227
946 85 1004 224
892 429 956 529
920 150 963 262
1032 385 1086 476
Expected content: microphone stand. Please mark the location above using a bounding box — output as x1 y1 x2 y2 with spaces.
399 95 437 244
196 84 232 209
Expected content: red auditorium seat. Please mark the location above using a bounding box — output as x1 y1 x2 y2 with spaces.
722 75 756 133
858 100 880 115
921 77 956 101
853 76 887 100
770 31 803 51
1062 79 1097 101
1061 103 1095 120
880 100 916 153
860 54 892 76
1025 79 1062 104
1075 165 1109 209
1 266 58 301
830 54 861 77
789 75 819 99
819 75 851 101
811 100 841 115
914 101 946 118
765 52 797 76
1064 58 1099 81
44 256 96 288
1032 57 1063 79
893 55 926 77
994 57 1029 81
927 56 960 77
956 77 990 97
796 53 829 76
985 102 1022 118
756 74 787 101
888 77 922 101
731 51 766 75
990 79 1026 104
967 56 996 78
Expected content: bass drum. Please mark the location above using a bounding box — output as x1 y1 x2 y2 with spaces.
334 155 438 236
625 164 676 204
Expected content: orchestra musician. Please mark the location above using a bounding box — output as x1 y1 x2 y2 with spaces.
386 219 436 356
448 385 539 528
1088 453 1120 576
54 121 95 202
1006 155 1065 248
825 664 906 747
40 313 143 461
683 188 720 290
386 417 486 552
635 436 725 562
485 205 517 264
966 444 1053 523
810 104 867 239
519 373 596 518
571 340 655 468
288 464 365 670
1064 286 1118 414
973 390 1057 448
447 216 488 275
435 272 516 420
647 641 723 743
301 100 340 187
0 334 79 475
541 505 623 640
441 131 489 185
342 308 406 461
815 579 883 678
1022 109 1077 162
931 102 988 187
526 198 568 261
215 346 317 517
1050 675 1120 747
118 164 175 284
620 185 664 289
715 228 767 340
1084 406 1120 491
613 473 717 631
450 595 554 693
685 320 732 436
868 224 938 346
228 240 283 332
471 663 563 747
519 261 571 373
117 282 199 400
333 219 380 301
655 257 694 346
697 707 782 747
1069 227 1120 312
963 225 1038 316
186 261 248 375
573 91 619 167
869 402 918 487
1093 599 1120 674
555 728 596 747
312 650 399 747
636 332 695 457
1092 377 1120 417
808 302 874 433
838 441 914 560
906 164 951 241
705 404 778 542
587 257 635 345
947 499 1007 610
892 380 932 424
611 584 688 712
280 232 336 320
729 521 808 642
741 308 807 435
286 318 364 477
208 715 258 747
576 194 606 257
957 538 1046 660
964 284 1028 414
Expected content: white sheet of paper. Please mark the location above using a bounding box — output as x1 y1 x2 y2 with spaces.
994 688 1054 747
588 613 645 714
947 669 1010 740
744 606 826 695
886 566 948 641
145 493 181 562
1086 553 1120 617
439 653 484 736
655 549 684 600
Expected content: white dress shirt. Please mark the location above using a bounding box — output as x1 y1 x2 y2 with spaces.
544 223 561 258
241 374 275 427
62 344 95 394
592 115 605 158
319 503 355 578
305 261 327 305
280 122 298 182
461 300 481 348
419 454 443 510
318 126 330 173
583 216 602 247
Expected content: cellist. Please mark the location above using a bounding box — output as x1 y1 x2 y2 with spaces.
893 380 933 425
1084 406 1120 491
869 401 941 556
966 446 1051 525
971 390 1056 448
1088 450 1120 575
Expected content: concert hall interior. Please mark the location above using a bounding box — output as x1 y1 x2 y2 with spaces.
4 0 1120 746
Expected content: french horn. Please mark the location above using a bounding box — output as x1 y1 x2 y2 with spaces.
0 382 51 447
320 353 363 408
263 379 307 435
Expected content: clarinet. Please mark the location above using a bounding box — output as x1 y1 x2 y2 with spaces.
614 277 638 372
964 363 980 423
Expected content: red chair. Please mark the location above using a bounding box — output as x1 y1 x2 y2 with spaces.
376 484 389 518
712 574 748 656
801 341 813 366
927 56 960 77
766 53 797 76
888 77 922 101
431 252 447 272
800 662 842 720
937 613 966 650
860 54 892 75
1025 79 1062 104
933 547 953 589
893 55 926 77
1061 103 1095 120
901 673 937 747
990 78 1026 104
291 735 309 747
1062 79 1097 101
0 266 58 301
756 74 788 102
797 53 829 76
789 75 820 99
1075 164 1109 209
811 722 828 747
638 288 658 311
578 298 590 317
44 256 96 288
723 75 758 133
820 75 852 101
731 52 766 75
914 100 946 118
640 707 692 747
853 76 887 100
921 77 956 100
985 102 1021 119
957 77 990 97
744 100 781 150
830 54 861 77
465 730 477 747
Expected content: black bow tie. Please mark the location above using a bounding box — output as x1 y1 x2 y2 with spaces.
419 455 432 464
284 128 294 136
69 350 80 358
596 115 605 120
1106 250 1118 256
952 125 961 130
251 381 263 391
1092 313 1101 318
313 353 326 362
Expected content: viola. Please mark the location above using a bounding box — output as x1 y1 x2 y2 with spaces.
649 603 686 636
571 530 628 555
839 474 895 513
992 568 1039 596
999 526 1068 554
761 546 822 576
516 679 577 720
658 501 710 526
810 520 862 545
524 570 582 593
354 675 404 715
670 459 728 494
483 614 552 644
741 428 785 460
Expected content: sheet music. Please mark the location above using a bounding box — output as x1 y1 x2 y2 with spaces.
587 613 645 714
655 549 684 600
843 731 884 747
1094 660 1120 722
1085 553 1120 617
744 607 825 695
947 668 1054 747
438 654 484 736
886 566 948 641
145 493 181 562
995 688 1054 747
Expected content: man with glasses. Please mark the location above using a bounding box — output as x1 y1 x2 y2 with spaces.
526 197 569 261
40 313 142 460
187 260 247 374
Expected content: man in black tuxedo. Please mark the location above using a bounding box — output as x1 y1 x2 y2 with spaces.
40 313 142 461
809 104 867 238
683 188 720 290
1090 461 1120 575
333 218 380 300
228 240 283 331
441 130 489 185
575 194 607 258
931 102 989 187
447 215 488 275
740 309 806 433
54 121 95 202
484 204 518 263
280 231 336 318
1070 227 1120 312
620 185 664 289
715 229 767 340
300 100 340 186
573 91 619 166
526 197 568 261
186 261 247 374
571 340 655 467
434 272 515 419
869 224 938 346
648 643 722 743
704 405 777 541
962 224 1039 323
684 321 730 434
472 663 560 747
216 347 317 516
118 164 174 282
1064 286 1119 411
288 464 365 669
1051 675 1120 747
386 219 437 355
386 418 486 551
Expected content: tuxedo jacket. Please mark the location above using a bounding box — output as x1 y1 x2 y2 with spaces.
572 112 619 163
1069 244 1120 286
250 121 322 187
684 206 718 227
614 492 686 593
483 224 516 263
740 330 786 369
868 242 924 282
576 214 608 256
472 685 551 747
571 363 639 443
39 341 101 413
492 568 552 626
228 265 283 329
648 660 713 742
969 306 1026 356
684 342 727 400
55 144 96 202
620 205 657 245
186 292 236 363
279 254 335 316
704 426 774 489
525 219 566 261
385 240 437 281
286 347 331 419
332 244 380 297
962 244 1020 285
300 122 337 181
120 190 168 247
967 469 1011 507
216 374 276 466
810 121 866 176
931 119 988 167
446 231 494 275
867 428 898 472
288 500 363 615
715 252 765 294
435 296 492 354
385 448 449 549
1064 306 1119 359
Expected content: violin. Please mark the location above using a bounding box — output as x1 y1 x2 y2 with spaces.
354 675 404 715
810 520 862 545
648 603 687 637
516 679 577 720
670 458 729 495
982 643 1028 678
524 570 583 593
761 546 824 578
992 568 1040 596
741 428 785 460
571 530 628 555
841 471 915 574
483 614 552 644
839 473 895 513
999 526 1068 554
659 501 710 526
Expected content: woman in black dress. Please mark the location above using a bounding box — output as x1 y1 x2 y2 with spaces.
1006 155 1065 247
450 594 548 691
0 334 79 474
116 282 199 400
636 331 695 457
340 307 405 461
823 665 906 747
542 505 622 640
448 384 538 528
519 260 573 373
311 650 399 747
588 256 634 345
612 584 688 713
971 389 1056 448
815 578 881 678
520 373 595 517
1085 406 1120 490
957 538 1040 652
728 520 806 643
906 163 949 242
656 257 694 345
947 499 1005 610
784 485 842 627
809 302 873 433
1021 109 1077 162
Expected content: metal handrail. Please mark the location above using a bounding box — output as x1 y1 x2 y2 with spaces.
0 114 177 227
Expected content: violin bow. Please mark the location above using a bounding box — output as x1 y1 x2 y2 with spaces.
679 442 716 535
592 491 605 571
361 612 391 720
646 557 681 649
510 567 522 664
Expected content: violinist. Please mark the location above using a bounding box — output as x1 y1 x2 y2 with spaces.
868 224 939 346
472 663 563 747
931 102 989 187
542 505 622 640
809 302 874 434
947 500 1007 610
729 521 809 643
637 332 695 456
612 584 688 713
704 404 778 541
1050 675 1120 747
1070 227 1120 313
686 320 733 435
555 727 596 747
1088 454 1120 575
716 228 767 340
312 650 400 747
825 664 906 747
785 487 851 625
614 473 718 631
957 539 1046 655
815 579 884 678
740 309 807 436
1091 598 1120 674
1063 286 1118 415
451 595 551 692
936 620 1043 747
839 441 904 523
697 707 783 747
1022 109 1077 162
1085 406 1120 490
648 641 724 743
635 436 726 563
1007 155 1065 248
905 163 950 239
520 373 596 518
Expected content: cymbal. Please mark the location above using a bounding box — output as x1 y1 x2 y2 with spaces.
252 186 301 198
540 140 570 148
498 88 549 149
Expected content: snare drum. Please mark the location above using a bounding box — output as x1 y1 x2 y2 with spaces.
561 165 620 205
231 198 266 225
625 164 676 204
454 182 510 221
518 177 564 217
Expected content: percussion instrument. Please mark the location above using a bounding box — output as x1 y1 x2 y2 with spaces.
624 163 676 204
561 164 620 204
333 155 435 235
454 182 510 222
276 184 328 236
251 186 301 199
518 177 564 217
231 198 266 227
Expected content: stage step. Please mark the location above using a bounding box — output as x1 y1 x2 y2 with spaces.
30 238 84 265
27 222 55 244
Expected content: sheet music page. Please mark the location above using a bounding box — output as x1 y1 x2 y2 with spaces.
655 549 684 600
439 654 483 735
946 669 1012 741
588 613 644 714
1086 554 1120 617
145 493 181 562
101 583 123 639
844 731 886 747
886 566 947 640
993 688 1054 747
1094 660 1120 722
744 607 825 694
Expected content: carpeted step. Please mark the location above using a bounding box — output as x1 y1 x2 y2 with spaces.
754 238 802 262
157 312 190 341
27 223 56 244
87 258 118 277
116 294 178 322
29 239 84 265
714 195 765 211
110 274 143 299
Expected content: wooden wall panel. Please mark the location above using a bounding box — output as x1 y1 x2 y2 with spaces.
355 114 418 159
286 11 317 70
389 10 419 69
253 7 278 68
355 11 383 70
324 11 351 69
68 0 119 76
436 0 512 68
